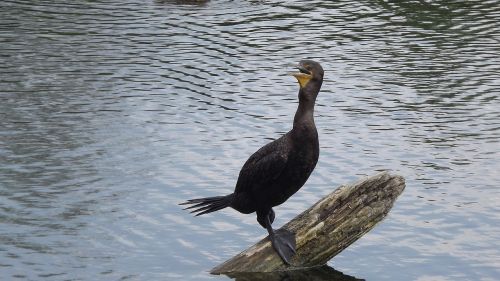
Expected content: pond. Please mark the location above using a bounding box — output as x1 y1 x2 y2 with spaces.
1 0 499 280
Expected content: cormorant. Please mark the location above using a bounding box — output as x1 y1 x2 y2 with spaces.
181 60 324 264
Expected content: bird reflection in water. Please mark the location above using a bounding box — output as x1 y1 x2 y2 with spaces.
223 265 364 281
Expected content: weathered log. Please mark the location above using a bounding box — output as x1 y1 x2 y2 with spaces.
211 171 405 274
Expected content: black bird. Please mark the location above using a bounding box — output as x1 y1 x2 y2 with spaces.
181 60 324 264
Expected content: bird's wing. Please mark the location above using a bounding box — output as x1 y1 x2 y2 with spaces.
234 138 289 194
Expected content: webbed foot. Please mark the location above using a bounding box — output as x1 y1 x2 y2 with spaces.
269 228 296 265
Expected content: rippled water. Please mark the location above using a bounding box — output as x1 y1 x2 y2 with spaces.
1 0 499 280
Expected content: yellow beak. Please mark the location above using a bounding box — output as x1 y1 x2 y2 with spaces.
290 72 312 88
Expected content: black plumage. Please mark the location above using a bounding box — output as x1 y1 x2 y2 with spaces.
181 60 324 264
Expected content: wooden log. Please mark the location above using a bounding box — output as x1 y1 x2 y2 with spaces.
211 171 405 274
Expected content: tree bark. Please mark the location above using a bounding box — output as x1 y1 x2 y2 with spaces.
211 171 405 274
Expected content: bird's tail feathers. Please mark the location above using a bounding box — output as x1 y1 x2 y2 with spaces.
180 194 233 216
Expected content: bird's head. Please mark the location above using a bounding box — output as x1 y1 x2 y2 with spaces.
290 60 324 90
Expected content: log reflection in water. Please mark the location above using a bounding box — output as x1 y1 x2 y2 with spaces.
224 265 364 281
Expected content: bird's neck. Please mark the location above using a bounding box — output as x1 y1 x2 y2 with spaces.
293 89 316 130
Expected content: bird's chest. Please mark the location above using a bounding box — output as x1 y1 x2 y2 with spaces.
280 135 318 184
267 144 317 207
288 141 319 180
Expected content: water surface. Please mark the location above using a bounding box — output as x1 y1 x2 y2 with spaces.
1 0 499 280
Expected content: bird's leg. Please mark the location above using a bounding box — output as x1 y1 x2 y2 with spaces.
268 208 275 225
259 209 296 265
